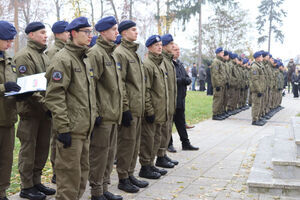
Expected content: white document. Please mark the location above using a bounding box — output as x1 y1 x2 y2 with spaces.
5 72 47 96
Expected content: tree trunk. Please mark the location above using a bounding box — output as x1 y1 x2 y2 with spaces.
14 0 19 53
90 0 95 27
54 0 60 21
129 0 133 20
157 0 162 35
268 1 273 52
166 0 170 33
100 0 103 18
197 1 202 73
109 0 119 24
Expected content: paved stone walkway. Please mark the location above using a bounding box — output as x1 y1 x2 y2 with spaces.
10 93 300 200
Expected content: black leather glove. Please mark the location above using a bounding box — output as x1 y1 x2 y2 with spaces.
46 110 52 118
15 92 34 101
216 87 220 91
57 132 72 148
257 93 262 97
95 116 102 126
4 81 21 92
185 77 192 85
278 88 281 91
122 110 133 127
145 115 155 124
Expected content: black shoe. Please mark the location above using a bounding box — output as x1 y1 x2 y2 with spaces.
114 159 117 165
252 121 264 126
51 174 56 184
139 166 161 179
264 114 271 119
150 166 167 175
20 187 46 200
182 143 199 151
212 115 223 120
103 191 123 200
155 156 175 168
34 183 56 195
227 110 233 116
0 197 8 200
118 178 139 193
167 145 177 153
91 195 107 200
164 155 179 165
129 175 149 188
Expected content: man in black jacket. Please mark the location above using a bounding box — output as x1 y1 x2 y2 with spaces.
168 44 199 152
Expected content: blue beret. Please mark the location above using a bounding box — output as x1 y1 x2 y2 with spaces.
223 50 229 56
95 16 117 32
89 36 98 47
145 35 161 47
52 21 69 33
65 17 91 31
161 34 173 46
25 22 45 34
269 54 273 58
114 35 122 45
118 20 136 33
229 52 236 59
253 51 262 59
215 47 223 54
0 21 17 40
243 58 248 64
262 51 268 57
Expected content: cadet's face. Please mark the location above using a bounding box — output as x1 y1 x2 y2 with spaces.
148 41 162 55
163 41 174 53
0 39 14 51
73 27 93 46
172 46 180 59
101 24 119 42
56 31 70 42
224 55 229 60
256 56 263 62
123 26 138 42
30 29 47 45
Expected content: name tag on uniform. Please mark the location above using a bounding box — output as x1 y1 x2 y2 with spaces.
74 68 82 72
129 60 135 63
105 61 112 66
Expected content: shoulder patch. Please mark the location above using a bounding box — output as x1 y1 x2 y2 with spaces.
117 62 122 70
52 71 63 81
11 65 17 73
18 65 27 74
89 68 94 78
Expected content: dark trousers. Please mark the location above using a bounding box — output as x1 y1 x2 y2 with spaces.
207 82 213 95
169 108 189 147
199 80 206 91
293 83 299 97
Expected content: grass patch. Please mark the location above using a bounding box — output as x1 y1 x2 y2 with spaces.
9 90 213 195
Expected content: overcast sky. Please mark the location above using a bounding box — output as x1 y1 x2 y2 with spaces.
173 0 296 61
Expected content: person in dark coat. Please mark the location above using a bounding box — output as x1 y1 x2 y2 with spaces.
191 63 197 91
287 59 296 93
167 44 199 152
206 62 213 95
198 64 206 91
292 68 300 98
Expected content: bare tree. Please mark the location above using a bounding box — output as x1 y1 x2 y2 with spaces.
108 0 119 24
53 0 66 21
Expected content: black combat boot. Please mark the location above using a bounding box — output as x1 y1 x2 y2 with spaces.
0 197 8 200
139 165 161 179
155 156 175 168
252 121 264 126
34 183 56 195
129 175 149 188
91 195 107 200
118 178 139 193
103 191 123 200
164 155 179 165
212 115 223 120
167 144 177 153
182 143 199 151
51 174 56 184
20 187 46 200
150 166 167 175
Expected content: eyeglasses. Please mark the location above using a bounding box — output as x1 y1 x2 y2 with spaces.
78 30 93 36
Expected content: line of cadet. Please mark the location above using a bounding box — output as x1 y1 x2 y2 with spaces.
211 47 285 126
0 15 196 200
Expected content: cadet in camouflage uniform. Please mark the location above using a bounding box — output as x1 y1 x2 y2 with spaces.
87 16 123 200
226 52 238 115
45 17 97 200
211 47 226 120
156 34 178 168
114 20 148 193
250 51 265 126
0 21 20 200
222 50 230 117
45 20 69 185
14 22 56 200
138 35 169 180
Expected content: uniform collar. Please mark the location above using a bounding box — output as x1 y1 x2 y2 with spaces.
65 40 88 59
162 50 173 61
121 38 139 52
27 38 47 53
54 38 66 49
148 51 163 66
216 55 223 61
96 35 116 55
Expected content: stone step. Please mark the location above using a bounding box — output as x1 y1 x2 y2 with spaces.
291 117 300 158
247 135 300 197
